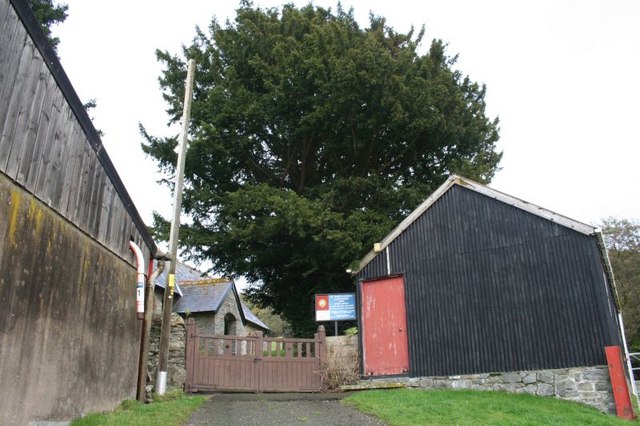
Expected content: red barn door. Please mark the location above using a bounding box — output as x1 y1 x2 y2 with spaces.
361 276 409 375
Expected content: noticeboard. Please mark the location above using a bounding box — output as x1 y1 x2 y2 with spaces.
315 293 356 321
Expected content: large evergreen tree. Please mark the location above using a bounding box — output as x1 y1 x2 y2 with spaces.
143 4 501 335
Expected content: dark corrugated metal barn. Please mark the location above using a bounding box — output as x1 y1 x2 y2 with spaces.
356 175 622 378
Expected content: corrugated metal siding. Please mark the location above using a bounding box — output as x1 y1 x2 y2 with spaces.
357 185 620 376
359 250 388 279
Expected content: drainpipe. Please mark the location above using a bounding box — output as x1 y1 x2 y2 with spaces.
129 240 146 402
129 241 145 320
136 252 169 402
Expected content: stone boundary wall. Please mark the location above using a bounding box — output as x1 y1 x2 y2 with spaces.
147 313 186 397
370 366 616 414
327 335 358 360
326 335 359 375
323 335 359 389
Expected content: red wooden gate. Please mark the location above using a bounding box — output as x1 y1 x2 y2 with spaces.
361 276 409 375
185 318 326 392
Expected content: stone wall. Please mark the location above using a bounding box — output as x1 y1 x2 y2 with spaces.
153 290 164 319
246 324 267 335
191 313 216 335
146 291 261 396
327 335 358 366
211 293 246 335
147 313 186 396
305 334 617 414
324 335 360 389
368 366 616 414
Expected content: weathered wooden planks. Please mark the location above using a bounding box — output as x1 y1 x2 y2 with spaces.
0 0 153 262
0 2 158 424
0 2 26 130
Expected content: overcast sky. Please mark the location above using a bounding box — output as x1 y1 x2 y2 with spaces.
55 0 639 241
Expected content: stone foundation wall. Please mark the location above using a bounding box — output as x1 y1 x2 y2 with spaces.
324 335 616 413
371 366 615 414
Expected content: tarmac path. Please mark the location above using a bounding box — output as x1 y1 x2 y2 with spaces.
185 392 386 426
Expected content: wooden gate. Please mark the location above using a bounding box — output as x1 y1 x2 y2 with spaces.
185 319 326 392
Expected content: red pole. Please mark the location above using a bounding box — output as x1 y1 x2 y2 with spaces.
605 346 635 420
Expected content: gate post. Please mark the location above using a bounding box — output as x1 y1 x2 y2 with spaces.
316 325 326 364
185 318 197 392
255 331 264 393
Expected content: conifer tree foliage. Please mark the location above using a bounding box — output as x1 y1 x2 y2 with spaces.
143 3 501 335
601 218 640 351
27 0 68 52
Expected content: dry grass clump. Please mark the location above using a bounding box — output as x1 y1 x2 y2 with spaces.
320 354 360 391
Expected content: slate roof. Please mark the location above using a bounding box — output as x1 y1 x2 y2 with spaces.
173 279 234 314
241 304 270 331
173 279 270 331
153 262 270 331
153 260 208 297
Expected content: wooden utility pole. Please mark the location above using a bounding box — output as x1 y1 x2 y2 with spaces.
156 58 196 395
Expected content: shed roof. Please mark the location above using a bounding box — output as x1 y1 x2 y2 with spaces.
356 175 600 273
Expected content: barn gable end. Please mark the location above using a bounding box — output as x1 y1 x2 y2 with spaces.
356 176 622 378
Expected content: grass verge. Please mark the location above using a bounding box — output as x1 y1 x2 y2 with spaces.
343 388 633 425
71 392 207 426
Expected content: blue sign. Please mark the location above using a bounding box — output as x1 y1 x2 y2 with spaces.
316 293 356 321
329 293 357 320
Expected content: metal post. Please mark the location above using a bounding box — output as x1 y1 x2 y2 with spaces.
156 58 196 395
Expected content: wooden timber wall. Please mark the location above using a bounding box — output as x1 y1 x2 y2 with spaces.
0 0 156 423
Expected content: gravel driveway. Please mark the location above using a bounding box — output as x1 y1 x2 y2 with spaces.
186 393 386 426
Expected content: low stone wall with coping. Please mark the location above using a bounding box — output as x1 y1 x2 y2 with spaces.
366 366 616 414
324 335 360 389
326 335 358 361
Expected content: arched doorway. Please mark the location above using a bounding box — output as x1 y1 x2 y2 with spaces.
224 313 237 336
